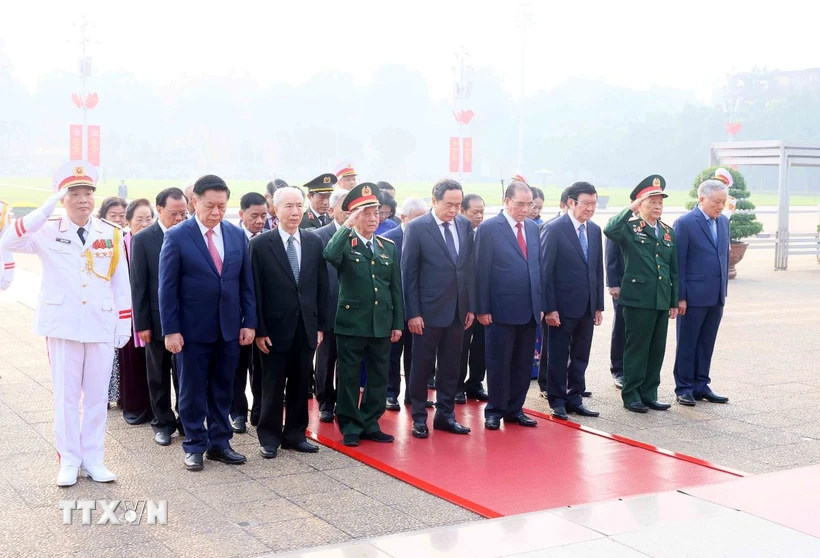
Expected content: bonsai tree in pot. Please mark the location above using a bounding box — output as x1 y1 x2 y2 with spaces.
688 166 763 279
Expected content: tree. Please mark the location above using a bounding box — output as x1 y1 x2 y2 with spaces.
688 167 763 242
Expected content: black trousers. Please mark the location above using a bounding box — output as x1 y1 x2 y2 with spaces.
546 314 594 409
231 343 262 424
315 329 337 413
537 318 550 392
146 338 182 435
257 318 315 448
485 320 537 419
387 325 412 401
410 316 463 423
610 298 625 378
458 321 486 394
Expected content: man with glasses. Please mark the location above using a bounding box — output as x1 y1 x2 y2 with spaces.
475 181 543 430
540 182 604 420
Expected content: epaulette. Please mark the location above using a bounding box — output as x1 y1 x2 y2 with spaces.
376 234 394 244
307 210 316 220
659 220 670 231
48 216 62 221
99 217 123 229
628 214 641 222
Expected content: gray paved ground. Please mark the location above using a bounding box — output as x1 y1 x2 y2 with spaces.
0 245 818 556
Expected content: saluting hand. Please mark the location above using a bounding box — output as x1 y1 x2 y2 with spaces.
343 207 364 229
629 197 643 214
239 328 255 346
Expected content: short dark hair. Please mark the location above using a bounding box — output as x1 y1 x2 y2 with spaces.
462 193 484 211
566 181 597 202
194 175 230 199
378 193 397 217
126 198 153 222
530 187 545 201
505 181 531 200
559 187 571 206
98 197 127 220
156 187 186 208
377 181 396 196
432 178 463 201
240 192 267 211
266 179 288 197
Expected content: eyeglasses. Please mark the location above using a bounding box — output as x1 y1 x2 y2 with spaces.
163 210 187 219
571 200 598 208
509 201 535 209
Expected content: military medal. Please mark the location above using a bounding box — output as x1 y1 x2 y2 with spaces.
351 238 357 248
379 253 389 259
83 229 121 280
663 233 671 242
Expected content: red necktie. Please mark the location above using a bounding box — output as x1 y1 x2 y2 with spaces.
516 222 528 259
205 228 223 275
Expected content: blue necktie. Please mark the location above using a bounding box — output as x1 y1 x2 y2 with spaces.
578 223 588 261
709 218 718 245
442 222 458 262
287 235 299 283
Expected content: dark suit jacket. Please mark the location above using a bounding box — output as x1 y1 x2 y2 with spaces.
130 221 166 338
158 217 257 343
605 238 624 289
674 207 730 307
474 213 542 325
402 212 473 328
250 228 329 352
381 224 404 258
314 222 340 331
540 214 604 319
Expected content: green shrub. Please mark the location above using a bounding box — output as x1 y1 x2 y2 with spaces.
688 166 763 242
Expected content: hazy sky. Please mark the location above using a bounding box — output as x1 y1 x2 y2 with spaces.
2 0 818 103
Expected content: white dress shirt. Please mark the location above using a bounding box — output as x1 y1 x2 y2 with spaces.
567 212 588 244
195 215 224 260
432 213 459 255
66 216 92 244
278 226 302 267
502 210 525 242
158 220 168 234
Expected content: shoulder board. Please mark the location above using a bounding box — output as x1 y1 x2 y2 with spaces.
48 216 62 221
659 220 670 231
628 215 641 222
376 235 394 244
307 210 316 220
99 218 123 229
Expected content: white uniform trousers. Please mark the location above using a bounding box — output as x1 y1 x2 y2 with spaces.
47 337 114 467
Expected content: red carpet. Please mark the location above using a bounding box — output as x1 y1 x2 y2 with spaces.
307 399 742 518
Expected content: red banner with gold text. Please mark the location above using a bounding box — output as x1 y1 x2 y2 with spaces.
449 137 460 173
462 138 473 173
87 125 101 167
69 125 83 160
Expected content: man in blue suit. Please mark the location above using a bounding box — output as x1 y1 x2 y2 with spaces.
475 181 543 430
541 182 604 420
159 175 257 471
672 172 731 406
403 181 475 438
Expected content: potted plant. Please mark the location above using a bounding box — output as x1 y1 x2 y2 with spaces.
688 166 763 279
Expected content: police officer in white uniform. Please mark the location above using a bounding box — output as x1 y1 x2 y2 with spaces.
0 161 132 487
0 199 15 290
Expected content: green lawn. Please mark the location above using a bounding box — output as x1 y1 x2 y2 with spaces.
1 178 818 209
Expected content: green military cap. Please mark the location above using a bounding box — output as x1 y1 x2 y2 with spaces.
304 173 337 194
630 174 668 201
342 182 381 212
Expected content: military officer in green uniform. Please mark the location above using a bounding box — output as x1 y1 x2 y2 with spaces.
300 173 337 230
323 183 404 447
604 175 679 413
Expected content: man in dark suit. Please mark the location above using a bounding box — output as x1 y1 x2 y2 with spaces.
672 170 731 406
403 181 474 438
263 179 288 231
606 240 626 389
300 174 337 230
382 197 429 410
230 192 267 433
159 175 257 471
251 186 329 458
541 182 604 420
313 188 349 423
475 181 543 430
131 187 188 446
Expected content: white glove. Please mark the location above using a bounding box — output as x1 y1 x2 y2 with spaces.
115 335 131 349
1 280 10 291
42 188 69 216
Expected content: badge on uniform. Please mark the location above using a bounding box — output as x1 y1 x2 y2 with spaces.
351 238 357 248
663 233 671 242
56 238 71 244
379 253 389 259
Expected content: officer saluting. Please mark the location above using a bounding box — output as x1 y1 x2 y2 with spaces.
0 199 15 291
1 161 132 486
604 175 678 414
323 183 404 447
300 173 337 230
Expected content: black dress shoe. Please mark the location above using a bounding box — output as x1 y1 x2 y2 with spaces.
319 409 334 423
342 434 360 447
412 422 429 439
231 416 247 434
613 375 624 390
184 453 203 471
582 391 592 398
205 447 247 465
433 416 471 434
625 402 649 413
467 389 489 401
385 397 400 411
154 431 172 446
259 446 278 459
485 417 501 430
676 394 696 406
454 392 467 404
644 400 672 411
695 391 729 404
427 378 436 389
567 404 600 417
281 440 319 453
361 430 394 443
506 413 537 427
551 407 569 420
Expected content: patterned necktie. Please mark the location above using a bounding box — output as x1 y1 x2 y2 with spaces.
287 235 299 283
77 227 86 245
578 223 588 261
515 222 527 259
442 221 458 262
205 228 222 275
